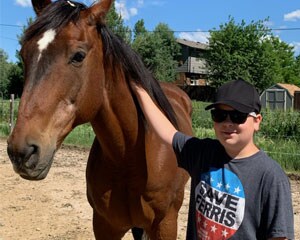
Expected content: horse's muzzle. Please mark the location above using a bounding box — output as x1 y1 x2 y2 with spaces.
7 142 53 180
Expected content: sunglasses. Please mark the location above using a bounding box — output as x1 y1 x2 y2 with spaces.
211 109 257 124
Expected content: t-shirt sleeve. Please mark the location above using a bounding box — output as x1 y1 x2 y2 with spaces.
263 171 294 239
172 131 198 172
172 132 219 175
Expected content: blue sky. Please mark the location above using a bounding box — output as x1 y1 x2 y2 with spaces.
1 0 300 63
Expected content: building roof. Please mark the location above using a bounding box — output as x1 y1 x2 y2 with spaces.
176 38 208 50
276 83 300 97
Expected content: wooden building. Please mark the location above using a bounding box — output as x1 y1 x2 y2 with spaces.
176 39 209 86
260 83 300 110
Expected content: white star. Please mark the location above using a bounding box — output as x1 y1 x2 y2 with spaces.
217 182 223 188
211 225 217 233
210 177 214 182
203 221 208 228
234 186 241 194
225 183 230 190
222 229 229 237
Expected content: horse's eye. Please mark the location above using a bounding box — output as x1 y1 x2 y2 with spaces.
71 51 86 64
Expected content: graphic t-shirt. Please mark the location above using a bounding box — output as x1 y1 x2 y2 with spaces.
172 132 294 240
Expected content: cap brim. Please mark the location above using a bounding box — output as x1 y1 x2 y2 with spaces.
205 101 254 113
205 103 216 111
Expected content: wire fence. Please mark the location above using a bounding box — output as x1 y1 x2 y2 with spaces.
1 98 300 170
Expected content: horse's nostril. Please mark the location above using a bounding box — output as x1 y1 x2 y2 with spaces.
25 144 38 159
7 143 39 169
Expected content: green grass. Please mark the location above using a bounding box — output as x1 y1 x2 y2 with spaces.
1 99 299 172
63 124 95 147
256 135 300 171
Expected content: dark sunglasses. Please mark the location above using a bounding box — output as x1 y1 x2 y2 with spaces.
211 109 257 124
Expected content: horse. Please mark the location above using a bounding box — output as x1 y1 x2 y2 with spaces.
7 0 193 239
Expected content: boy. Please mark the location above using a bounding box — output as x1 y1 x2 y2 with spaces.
131 79 294 240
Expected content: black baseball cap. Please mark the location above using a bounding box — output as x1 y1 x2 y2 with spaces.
205 79 261 113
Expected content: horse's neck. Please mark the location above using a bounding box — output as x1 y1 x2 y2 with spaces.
91 80 142 160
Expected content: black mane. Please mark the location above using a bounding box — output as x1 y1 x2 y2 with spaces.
23 0 87 43
99 25 179 128
23 0 178 128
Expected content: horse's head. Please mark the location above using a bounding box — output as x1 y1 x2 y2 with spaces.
7 0 114 180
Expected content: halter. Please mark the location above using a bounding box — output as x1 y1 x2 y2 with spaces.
67 0 76 7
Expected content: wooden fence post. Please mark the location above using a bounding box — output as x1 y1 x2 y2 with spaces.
9 94 15 133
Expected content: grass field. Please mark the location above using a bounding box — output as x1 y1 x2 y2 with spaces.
1 99 299 172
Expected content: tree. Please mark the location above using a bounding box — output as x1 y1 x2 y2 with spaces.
294 55 300 86
133 19 146 40
106 3 132 43
0 49 12 98
265 36 298 84
206 17 299 92
132 23 180 82
6 19 34 98
7 60 24 98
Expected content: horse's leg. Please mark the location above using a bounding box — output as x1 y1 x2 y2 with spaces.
93 210 125 240
147 208 178 240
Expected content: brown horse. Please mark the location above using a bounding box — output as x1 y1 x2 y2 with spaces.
7 0 193 239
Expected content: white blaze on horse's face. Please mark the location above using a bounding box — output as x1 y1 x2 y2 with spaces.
37 29 56 61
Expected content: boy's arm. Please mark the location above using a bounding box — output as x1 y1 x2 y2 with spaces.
132 84 177 146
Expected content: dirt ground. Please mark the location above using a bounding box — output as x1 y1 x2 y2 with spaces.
0 137 299 240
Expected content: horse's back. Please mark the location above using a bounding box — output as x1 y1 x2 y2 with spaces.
160 82 193 135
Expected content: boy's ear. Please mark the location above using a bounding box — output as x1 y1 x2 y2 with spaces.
254 114 262 132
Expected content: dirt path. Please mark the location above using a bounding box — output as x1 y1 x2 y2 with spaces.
0 138 298 239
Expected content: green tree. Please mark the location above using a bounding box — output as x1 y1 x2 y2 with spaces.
206 17 298 91
0 49 12 98
132 23 180 82
294 55 300 86
7 60 24 98
133 19 146 39
106 3 132 43
6 19 34 98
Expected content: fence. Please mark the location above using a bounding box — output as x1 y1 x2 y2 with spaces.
1 98 300 170
0 96 19 137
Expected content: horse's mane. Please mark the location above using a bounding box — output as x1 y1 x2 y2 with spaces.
23 1 86 43
99 25 179 128
23 0 178 128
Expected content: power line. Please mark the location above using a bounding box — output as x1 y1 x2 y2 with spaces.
1 23 300 32
0 24 23 28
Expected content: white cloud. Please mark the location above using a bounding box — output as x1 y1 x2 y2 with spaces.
290 42 300 55
178 30 210 44
115 0 142 20
284 9 300 21
15 0 31 7
129 8 138 17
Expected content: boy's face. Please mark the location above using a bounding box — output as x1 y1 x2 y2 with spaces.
212 104 262 157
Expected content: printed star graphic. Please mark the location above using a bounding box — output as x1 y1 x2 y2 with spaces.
217 182 223 188
203 221 208 228
234 186 241 194
211 225 217 233
222 229 229 237
225 183 230 190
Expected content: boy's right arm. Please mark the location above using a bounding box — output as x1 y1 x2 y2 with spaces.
132 84 178 146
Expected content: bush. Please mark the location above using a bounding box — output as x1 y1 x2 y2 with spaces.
259 109 300 140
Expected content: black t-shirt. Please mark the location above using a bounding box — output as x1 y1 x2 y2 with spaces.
173 132 294 240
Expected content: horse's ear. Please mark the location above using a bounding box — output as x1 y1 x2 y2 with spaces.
88 0 113 25
31 0 52 16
